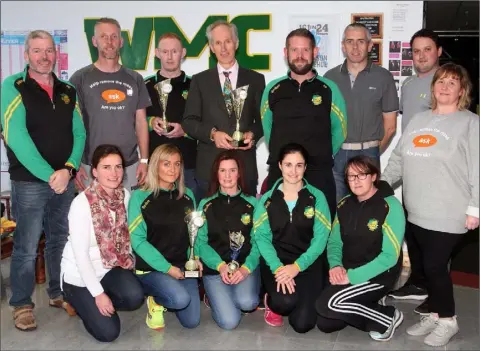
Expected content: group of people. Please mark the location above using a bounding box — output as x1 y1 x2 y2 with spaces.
0 15 478 349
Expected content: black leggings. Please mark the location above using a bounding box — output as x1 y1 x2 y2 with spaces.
261 258 324 333
316 266 399 334
63 267 144 342
410 222 462 317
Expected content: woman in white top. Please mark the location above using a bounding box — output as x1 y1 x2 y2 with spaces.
61 144 144 342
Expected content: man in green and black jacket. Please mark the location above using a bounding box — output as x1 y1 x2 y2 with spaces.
0 30 85 331
261 28 347 217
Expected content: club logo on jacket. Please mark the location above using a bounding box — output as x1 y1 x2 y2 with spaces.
304 206 314 219
241 213 251 225
184 207 193 216
60 93 70 105
182 90 188 100
312 95 322 105
367 219 379 231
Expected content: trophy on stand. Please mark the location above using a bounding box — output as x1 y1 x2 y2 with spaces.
227 231 245 276
229 85 249 148
154 79 174 133
184 211 204 278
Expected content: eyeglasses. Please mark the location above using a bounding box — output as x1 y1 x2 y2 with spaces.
347 173 370 181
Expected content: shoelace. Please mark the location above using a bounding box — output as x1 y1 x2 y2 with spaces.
432 321 448 337
420 315 436 326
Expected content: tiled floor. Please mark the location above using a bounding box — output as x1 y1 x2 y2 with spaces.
1 259 478 350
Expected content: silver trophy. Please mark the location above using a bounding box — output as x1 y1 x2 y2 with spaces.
154 79 174 133
184 211 204 278
229 85 249 147
227 231 245 276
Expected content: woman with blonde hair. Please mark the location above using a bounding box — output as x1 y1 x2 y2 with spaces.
128 144 201 331
382 63 479 347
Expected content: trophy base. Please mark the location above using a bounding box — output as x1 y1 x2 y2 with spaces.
229 139 247 148
184 270 200 278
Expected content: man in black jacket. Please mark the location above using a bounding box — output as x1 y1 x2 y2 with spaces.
182 20 265 198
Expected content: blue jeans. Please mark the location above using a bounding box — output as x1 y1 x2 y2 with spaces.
202 268 260 330
333 147 380 202
136 271 200 328
63 267 144 342
9 180 75 307
184 168 200 201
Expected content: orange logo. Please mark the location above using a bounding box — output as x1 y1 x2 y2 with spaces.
413 134 437 147
101 89 126 103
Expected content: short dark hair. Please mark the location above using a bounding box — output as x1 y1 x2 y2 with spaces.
277 143 309 165
90 144 126 177
410 28 440 49
344 155 380 188
286 28 315 49
208 150 248 196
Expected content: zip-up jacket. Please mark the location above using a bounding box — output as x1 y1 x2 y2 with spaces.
327 181 405 285
128 186 196 273
260 70 347 168
1 66 85 182
144 71 197 169
195 190 260 276
253 178 331 274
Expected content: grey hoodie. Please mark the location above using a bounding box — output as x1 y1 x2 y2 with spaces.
382 109 479 234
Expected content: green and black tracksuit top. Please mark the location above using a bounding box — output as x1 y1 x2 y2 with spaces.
253 178 332 274
261 70 347 168
144 71 197 169
327 181 406 285
195 190 260 276
128 186 196 273
0 66 86 182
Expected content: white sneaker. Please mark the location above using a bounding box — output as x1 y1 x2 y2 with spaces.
406 313 438 336
369 309 404 341
424 317 459 347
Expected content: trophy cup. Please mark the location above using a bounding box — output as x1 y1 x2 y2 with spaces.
154 79 174 133
229 85 249 148
227 231 245 276
184 211 204 278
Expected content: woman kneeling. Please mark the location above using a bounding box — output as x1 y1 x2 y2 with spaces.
61 145 144 342
316 155 405 342
196 150 260 330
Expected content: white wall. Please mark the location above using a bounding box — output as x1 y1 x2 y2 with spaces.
0 1 423 195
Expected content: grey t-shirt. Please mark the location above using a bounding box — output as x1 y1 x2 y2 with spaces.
324 61 399 143
70 65 151 166
400 72 434 131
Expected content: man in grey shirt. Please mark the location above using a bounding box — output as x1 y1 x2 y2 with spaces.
388 29 442 310
324 23 399 202
70 17 151 191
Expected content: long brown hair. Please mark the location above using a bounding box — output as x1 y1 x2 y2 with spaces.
207 150 247 197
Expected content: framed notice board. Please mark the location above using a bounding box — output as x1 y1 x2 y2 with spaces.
351 13 384 39
369 39 383 65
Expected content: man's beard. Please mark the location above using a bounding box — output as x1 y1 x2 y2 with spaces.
288 58 314 75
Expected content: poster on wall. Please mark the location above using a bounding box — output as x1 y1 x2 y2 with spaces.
1 29 68 82
289 15 341 75
369 39 383 66
351 13 384 39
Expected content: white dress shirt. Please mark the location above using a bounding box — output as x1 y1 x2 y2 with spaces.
217 60 239 91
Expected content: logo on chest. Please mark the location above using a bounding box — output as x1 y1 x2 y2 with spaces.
304 206 314 219
241 213 251 225
312 94 322 105
60 93 70 105
367 219 379 231
182 90 188 100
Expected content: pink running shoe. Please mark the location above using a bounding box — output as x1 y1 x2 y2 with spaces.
264 294 283 327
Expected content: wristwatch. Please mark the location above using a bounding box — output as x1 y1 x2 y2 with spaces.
140 158 149 164
64 165 77 178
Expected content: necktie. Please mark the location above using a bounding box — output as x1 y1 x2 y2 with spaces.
223 71 233 116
